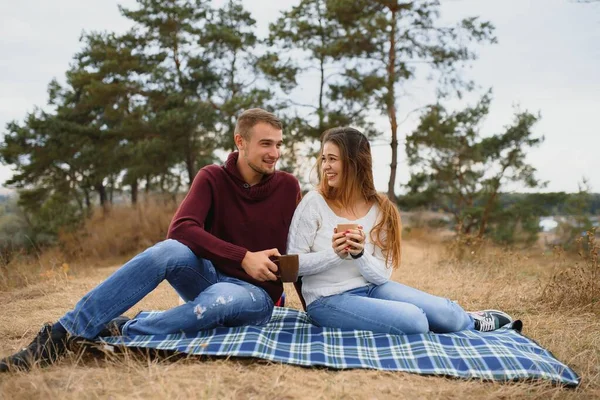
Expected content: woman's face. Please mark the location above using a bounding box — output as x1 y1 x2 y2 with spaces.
321 141 343 188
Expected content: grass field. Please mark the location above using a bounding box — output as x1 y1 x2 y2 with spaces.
0 235 598 399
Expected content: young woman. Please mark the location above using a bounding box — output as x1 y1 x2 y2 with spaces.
287 127 514 335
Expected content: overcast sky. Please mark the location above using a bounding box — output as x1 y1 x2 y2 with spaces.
1 0 599 195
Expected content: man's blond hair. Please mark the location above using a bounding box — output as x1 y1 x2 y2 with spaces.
235 108 283 140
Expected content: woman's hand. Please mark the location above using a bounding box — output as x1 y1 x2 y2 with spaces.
344 225 365 257
332 228 349 259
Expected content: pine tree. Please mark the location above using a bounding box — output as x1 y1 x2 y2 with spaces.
120 0 219 184
325 0 496 199
267 0 372 138
404 92 544 238
202 0 278 151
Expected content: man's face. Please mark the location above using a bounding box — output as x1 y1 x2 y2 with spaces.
237 122 283 175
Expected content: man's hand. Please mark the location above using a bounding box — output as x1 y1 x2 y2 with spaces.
241 248 280 281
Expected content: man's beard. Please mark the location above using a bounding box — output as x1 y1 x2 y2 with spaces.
247 158 276 176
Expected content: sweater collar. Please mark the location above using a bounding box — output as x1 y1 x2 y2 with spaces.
223 152 278 201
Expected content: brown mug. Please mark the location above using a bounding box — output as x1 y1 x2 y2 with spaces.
272 254 299 282
337 223 359 233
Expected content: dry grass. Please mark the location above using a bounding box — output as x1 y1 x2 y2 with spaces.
541 229 599 312
0 201 176 291
59 200 176 260
0 247 68 290
1 234 599 399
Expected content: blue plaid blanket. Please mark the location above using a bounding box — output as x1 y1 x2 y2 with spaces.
99 307 579 387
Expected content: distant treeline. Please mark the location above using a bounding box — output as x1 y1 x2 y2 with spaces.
398 192 600 216
3 191 598 216
498 192 600 215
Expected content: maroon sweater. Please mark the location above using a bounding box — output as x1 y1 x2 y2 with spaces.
167 152 301 302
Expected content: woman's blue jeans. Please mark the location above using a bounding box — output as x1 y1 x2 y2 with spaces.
59 239 274 339
306 281 474 335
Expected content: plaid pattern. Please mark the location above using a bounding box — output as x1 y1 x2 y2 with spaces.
100 307 579 387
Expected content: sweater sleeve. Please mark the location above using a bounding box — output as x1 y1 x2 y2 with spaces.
353 229 393 284
287 192 344 276
167 169 248 265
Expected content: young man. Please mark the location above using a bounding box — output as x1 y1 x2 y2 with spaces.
0 108 301 372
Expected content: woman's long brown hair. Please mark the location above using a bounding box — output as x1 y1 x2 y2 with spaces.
317 127 402 269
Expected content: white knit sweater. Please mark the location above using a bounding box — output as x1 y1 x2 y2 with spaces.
287 190 392 306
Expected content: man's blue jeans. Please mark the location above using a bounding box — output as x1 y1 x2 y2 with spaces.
306 281 474 335
59 239 274 339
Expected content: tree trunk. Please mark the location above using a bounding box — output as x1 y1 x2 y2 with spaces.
160 174 166 193
145 174 151 194
316 2 326 133
131 179 138 206
478 190 499 238
109 175 115 205
228 117 236 152
186 151 195 186
318 56 325 132
144 174 151 204
73 189 84 215
95 183 109 215
171 175 181 204
386 10 398 201
83 188 91 216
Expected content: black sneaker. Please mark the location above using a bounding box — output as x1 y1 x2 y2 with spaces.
0 323 69 373
97 316 131 338
469 309 514 332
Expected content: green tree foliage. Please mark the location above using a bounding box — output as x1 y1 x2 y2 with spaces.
0 31 159 212
555 179 596 249
0 192 78 266
202 0 280 151
266 0 374 139
404 92 544 240
402 192 600 216
488 195 546 246
120 0 220 185
60 31 158 208
264 0 385 177
0 106 96 226
1 0 507 249
0 196 31 265
323 0 496 199
71 31 170 205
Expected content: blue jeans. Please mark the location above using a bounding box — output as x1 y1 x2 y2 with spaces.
59 239 274 339
306 281 474 335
